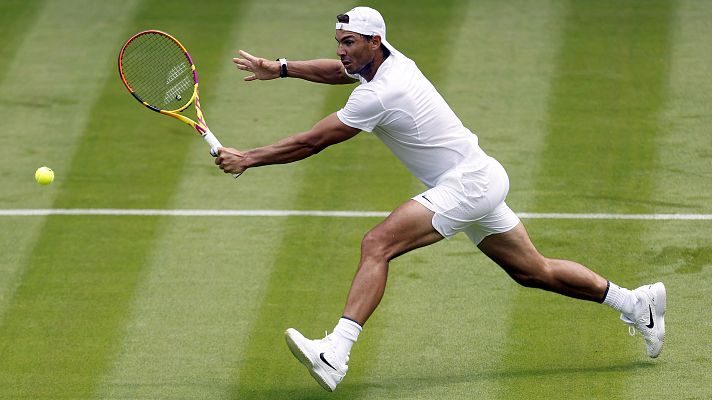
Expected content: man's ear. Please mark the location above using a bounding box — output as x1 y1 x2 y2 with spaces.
372 35 383 50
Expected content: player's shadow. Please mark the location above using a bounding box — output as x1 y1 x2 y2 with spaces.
461 360 657 381
231 361 656 400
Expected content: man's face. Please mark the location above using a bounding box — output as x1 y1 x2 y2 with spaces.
335 30 377 75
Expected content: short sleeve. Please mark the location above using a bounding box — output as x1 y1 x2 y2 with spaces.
336 87 385 133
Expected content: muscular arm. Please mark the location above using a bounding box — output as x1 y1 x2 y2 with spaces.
215 113 360 174
233 50 356 85
283 59 356 84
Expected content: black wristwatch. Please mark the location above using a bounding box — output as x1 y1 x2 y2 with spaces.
277 58 288 78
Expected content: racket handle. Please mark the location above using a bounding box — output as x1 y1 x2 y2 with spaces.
202 129 241 179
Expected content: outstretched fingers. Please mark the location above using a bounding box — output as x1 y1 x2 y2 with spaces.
233 50 258 81
233 50 272 81
239 49 257 61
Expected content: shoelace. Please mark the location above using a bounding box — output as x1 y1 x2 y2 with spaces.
620 313 637 336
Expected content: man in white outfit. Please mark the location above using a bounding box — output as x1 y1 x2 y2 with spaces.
215 6 666 392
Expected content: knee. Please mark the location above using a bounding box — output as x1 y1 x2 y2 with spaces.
361 229 391 262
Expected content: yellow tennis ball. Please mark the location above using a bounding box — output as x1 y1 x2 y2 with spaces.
35 166 55 185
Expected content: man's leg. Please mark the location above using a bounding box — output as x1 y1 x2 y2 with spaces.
476 222 608 301
477 222 666 358
285 199 443 391
343 199 444 325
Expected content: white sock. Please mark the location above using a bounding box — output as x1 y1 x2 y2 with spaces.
603 281 638 317
330 317 362 358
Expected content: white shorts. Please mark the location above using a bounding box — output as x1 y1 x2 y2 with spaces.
412 157 520 245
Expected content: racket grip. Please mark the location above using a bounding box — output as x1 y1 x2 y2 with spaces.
202 129 241 179
202 129 222 149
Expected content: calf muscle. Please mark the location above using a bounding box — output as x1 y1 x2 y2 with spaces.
478 223 608 302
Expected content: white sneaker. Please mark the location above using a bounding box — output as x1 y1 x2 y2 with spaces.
620 282 666 358
285 328 348 392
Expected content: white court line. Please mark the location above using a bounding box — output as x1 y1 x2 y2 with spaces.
516 212 712 221
0 209 389 217
0 209 711 220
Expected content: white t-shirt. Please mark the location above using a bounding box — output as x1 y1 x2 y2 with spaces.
336 51 489 188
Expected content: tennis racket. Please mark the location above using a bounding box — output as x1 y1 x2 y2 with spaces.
118 30 240 178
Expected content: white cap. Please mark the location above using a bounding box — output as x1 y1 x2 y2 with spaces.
335 7 399 55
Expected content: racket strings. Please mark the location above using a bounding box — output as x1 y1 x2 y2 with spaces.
121 32 195 111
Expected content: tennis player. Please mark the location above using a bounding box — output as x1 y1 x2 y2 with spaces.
216 7 666 392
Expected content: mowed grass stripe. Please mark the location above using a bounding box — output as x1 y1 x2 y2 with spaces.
0 0 140 211
228 2 358 396
230 1 471 398
0 0 120 328
166 0 360 212
0 1 242 398
633 2 712 398
92 3 296 399
531 1 674 214
654 0 712 214
361 2 568 398
92 220 285 399
0 0 45 86
0 0 140 324
100 12 342 393
201 1 371 397
0 3 142 397
499 2 676 399
443 0 567 212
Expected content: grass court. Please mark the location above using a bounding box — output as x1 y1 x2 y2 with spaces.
0 0 711 398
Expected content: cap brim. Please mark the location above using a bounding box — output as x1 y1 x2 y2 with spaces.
381 38 400 56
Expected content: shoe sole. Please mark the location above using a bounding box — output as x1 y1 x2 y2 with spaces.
650 282 666 358
284 329 335 392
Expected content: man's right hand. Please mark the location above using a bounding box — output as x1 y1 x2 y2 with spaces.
214 147 250 175
233 50 280 81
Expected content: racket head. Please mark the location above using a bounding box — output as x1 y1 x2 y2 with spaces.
118 30 198 113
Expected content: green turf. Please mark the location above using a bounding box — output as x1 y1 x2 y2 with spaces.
501 1 675 398
0 0 246 397
1 0 711 399
0 0 45 86
534 0 675 214
231 2 471 398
